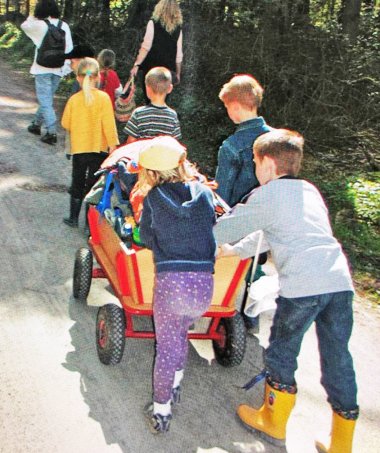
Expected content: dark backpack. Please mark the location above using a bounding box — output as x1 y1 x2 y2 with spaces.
36 19 66 68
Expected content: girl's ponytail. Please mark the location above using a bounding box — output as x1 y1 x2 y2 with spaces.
77 57 100 106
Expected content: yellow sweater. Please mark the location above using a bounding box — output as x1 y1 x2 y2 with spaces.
62 89 119 153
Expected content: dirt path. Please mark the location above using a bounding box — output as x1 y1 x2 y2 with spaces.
0 58 379 453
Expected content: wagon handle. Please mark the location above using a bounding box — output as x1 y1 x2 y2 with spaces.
249 230 264 285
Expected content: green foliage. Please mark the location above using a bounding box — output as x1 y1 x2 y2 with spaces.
308 170 380 280
1 2 379 301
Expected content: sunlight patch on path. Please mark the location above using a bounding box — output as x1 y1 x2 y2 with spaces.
0 95 35 109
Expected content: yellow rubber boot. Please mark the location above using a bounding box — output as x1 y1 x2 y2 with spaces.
315 412 357 453
237 381 296 446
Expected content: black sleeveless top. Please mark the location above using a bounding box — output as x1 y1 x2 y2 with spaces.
140 20 181 73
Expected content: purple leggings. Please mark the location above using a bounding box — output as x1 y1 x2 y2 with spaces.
153 271 214 404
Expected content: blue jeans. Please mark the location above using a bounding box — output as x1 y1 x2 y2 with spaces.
265 291 358 412
34 74 61 134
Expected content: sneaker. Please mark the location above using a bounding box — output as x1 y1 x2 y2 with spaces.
27 124 41 135
171 386 181 405
41 133 57 145
144 403 171 434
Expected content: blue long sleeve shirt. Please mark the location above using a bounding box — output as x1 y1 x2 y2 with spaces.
140 181 216 273
215 117 272 206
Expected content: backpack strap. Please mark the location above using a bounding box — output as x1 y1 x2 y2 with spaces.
43 18 63 29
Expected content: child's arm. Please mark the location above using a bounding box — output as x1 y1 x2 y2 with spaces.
215 141 240 205
217 231 269 260
61 99 72 131
139 196 154 249
173 113 182 139
101 96 119 149
126 136 138 144
213 189 266 246
217 243 237 258
123 111 140 141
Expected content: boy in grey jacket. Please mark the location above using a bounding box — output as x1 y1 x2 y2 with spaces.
214 129 358 453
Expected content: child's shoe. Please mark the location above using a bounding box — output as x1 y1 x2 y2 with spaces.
41 133 57 145
171 386 181 405
27 123 41 135
144 403 171 434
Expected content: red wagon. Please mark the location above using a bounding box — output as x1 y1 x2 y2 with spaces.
73 207 250 367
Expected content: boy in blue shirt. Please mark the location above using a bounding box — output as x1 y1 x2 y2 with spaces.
215 74 272 332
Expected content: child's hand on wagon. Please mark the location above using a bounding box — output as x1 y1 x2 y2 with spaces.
216 244 237 259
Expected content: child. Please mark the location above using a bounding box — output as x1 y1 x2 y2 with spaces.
97 49 123 107
138 136 216 434
124 66 181 143
215 129 358 451
215 74 271 206
65 44 95 95
62 57 119 227
215 74 272 332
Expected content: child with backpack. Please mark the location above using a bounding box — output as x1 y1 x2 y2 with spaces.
138 136 216 434
61 58 119 228
21 0 73 145
97 49 123 108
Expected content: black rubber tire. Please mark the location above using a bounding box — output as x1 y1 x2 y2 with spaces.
212 312 246 367
73 247 93 300
96 304 126 365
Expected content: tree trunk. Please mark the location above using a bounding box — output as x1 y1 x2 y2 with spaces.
63 0 74 21
101 0 111 35
340 0 362 41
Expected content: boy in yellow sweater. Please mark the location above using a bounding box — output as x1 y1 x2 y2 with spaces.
62 57 119 227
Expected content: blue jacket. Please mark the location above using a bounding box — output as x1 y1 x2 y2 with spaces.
139 181 216 273
215 117 272 207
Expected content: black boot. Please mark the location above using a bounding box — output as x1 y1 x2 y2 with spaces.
41 132 57 145
63 197 82 227
27 123 41 135
84 203 90 235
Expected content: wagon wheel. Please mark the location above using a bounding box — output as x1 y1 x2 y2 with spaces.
96 304 126 365
212 312 246 367
73 247 93 300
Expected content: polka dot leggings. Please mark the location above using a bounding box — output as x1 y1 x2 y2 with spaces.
153 271 214 404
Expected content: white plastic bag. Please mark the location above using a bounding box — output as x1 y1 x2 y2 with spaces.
244 274 279 318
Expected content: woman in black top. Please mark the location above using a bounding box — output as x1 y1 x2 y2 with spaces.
130 0 183 103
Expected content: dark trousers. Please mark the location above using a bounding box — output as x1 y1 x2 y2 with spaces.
71 152 107 199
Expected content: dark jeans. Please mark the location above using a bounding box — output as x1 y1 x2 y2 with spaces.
265 291 358 412
71 153 107 199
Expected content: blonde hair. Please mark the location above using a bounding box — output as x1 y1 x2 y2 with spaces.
145 67 172 94
77 57 100 106
97 49 116 70
254 129 304 176
219 74 264 110
152 0 183 34
138 154 193 195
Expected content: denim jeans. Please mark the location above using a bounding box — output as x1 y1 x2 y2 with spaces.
34 73 61 134
265 291 358 412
